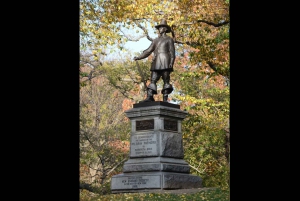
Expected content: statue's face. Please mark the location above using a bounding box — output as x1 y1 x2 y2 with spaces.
159 27 167 34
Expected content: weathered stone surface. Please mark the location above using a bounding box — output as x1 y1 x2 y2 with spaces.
111 172 202 193
163 174 202 189
129 132 184 158
123 163 161 172
161 164 190 173
123 163 190 173
161 132 184 158
123 157 189 164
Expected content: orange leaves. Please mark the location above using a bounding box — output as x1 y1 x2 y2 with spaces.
122 99 134 111
108 140 130 153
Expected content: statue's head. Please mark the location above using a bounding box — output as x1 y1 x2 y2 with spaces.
155 19 171 33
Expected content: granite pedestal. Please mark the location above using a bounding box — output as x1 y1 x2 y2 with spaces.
111 102 202 193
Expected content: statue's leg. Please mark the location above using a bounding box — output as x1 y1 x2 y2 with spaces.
147 71 159 94
161 71 173 102
139 71 159 102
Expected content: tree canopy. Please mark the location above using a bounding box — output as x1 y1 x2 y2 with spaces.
80 0 229 79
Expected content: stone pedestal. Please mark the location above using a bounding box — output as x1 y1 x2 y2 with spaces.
111 102 202 193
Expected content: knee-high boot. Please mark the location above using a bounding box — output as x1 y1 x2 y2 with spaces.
163 93 168 102
139 89 155 102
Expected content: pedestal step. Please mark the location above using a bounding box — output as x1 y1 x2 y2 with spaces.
123 157 191 173
111 172 202 193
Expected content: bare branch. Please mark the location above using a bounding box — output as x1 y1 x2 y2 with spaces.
173 39 202 47
132 18 148 20
183 20 229 27
174 40 185 45
80 52 107 57
147 35 154 41
88 164 101 171
124 67 140 84
153 10 164 15
119 29 146 41
81 76 99 83
207 61 229 79
81 130 100 151
106 81 131 99
197 19 229 27
106 158 128 176
189 163 206 174
207 61 218 72
135 60 147 91
135 22 154 42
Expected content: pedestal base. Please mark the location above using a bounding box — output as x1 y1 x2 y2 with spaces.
111 172 202 193
123 157 190 173
111 103 202 193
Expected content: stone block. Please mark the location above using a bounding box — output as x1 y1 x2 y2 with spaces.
111 172 202 193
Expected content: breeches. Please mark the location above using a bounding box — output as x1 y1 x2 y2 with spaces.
147 70 173 95
150 70 171 83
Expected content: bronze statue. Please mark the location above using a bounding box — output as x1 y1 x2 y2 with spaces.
134 19 175 102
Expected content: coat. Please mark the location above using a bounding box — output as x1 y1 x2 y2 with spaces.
136 35 175 71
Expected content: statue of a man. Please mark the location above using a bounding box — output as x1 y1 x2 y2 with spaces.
134 19 175 102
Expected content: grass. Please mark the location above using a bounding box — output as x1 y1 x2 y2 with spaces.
80 187 229 201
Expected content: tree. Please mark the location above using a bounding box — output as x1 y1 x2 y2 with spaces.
80 63 131 193
172 49 229 188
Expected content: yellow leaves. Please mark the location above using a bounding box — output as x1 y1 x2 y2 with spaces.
146 4 151 12
169 20 175 27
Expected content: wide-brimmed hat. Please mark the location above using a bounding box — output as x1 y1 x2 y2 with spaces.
155 19 171 33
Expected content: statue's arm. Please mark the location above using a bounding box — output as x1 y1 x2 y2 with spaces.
133 42 155 60
169 38 176 67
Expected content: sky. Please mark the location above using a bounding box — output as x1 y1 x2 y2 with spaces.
105 37 152 61
104 23 157 60
123 22 156 54
124 37 152 54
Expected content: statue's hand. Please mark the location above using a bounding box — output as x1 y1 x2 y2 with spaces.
169 59 174 68
133 56 139 60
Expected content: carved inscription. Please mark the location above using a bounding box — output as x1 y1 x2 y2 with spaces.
112 175 161 189
131 134 157 157
136 119 154 130
122 176 149 187
164 119 178 131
